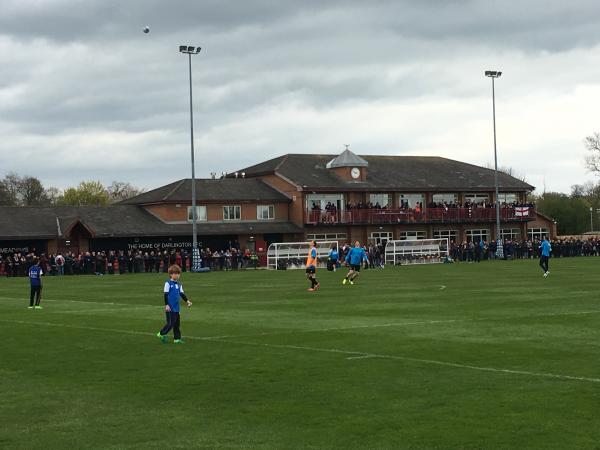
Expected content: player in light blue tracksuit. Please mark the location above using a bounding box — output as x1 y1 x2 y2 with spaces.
539 236 552 278
343 241 369 285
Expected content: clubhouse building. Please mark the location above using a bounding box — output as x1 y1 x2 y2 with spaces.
0 149 555 259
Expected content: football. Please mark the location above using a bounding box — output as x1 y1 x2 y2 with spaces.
143 26 150 33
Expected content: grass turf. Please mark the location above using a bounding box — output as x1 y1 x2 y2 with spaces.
1 258 600 449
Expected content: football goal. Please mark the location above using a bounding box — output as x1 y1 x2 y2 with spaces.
267 241 339 270
384 238 449 266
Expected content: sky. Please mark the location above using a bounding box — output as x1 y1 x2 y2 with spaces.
1 0 600 194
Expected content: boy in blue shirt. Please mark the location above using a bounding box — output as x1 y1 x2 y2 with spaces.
343 241 369 285
156 265 192 344
539 236 552 278
28 257 43 309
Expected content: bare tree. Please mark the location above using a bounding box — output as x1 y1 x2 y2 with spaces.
584 132 600 174
107 181 145 203
485 163 527 182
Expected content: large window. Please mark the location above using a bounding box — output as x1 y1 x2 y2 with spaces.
464 194 489 203
306 194 344 210
399 193 425 209
187 206 207 222
370 231 393 245
306 233 347 241
466 229 489 243
433 229 459 243
501 228 520 240
498 193 518 204
257 205 275 220
369 193 391 208
432 193 458 204
223 205 241 220
398 231 427 240
528 228 549 240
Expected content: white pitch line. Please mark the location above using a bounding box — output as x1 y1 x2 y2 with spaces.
0 296 156 308
4 319 600 384
55 306 160 315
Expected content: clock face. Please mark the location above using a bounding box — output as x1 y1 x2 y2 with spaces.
350 167 360 179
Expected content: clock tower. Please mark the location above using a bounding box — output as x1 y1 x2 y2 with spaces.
326 147 369 182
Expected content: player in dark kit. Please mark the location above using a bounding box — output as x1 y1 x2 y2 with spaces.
156 265 192 344
28 257 43 309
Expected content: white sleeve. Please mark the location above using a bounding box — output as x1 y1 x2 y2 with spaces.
163 282 170 293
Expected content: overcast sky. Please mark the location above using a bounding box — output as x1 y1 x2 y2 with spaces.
1 0 600 194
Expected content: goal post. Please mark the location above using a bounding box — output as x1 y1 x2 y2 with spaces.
384 238 449 266
267 241 339 270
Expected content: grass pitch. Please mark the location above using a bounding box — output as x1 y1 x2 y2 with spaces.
1 258 600 449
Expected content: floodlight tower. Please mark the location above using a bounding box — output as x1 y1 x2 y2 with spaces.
485 70 503 259
180 45 202 272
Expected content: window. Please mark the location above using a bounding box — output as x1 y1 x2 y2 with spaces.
306 233 347 241
370 232 393 245
464 194 489 204
398 231 427 240
369 193 391 208
501 228 520 240
498 193 518 204
466 229 489 243
432 193 458 204
399 193 424 209
433 229 458 242
257 205 275 220
223 205 241 220
528 228 549 240
187 206 207 222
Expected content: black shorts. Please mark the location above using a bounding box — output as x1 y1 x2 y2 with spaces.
305 267 316 274
350 264 361 272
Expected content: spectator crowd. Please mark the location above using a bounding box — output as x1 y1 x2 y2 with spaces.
0 246 261 277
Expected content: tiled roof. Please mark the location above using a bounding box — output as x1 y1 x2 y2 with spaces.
0 206 302 239
119 178 291 205
237 154 534 191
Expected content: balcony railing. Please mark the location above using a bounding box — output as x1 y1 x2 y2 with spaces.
305 207 535 225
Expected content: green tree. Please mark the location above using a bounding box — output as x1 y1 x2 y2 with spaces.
536 192 591 235
57 181 110 206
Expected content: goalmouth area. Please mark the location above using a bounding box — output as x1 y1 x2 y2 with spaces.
1 258 600 448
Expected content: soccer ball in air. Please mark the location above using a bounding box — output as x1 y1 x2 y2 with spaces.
143 26 150 33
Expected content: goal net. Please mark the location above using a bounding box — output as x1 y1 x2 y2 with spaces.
384 238 449 266
267 241 339 270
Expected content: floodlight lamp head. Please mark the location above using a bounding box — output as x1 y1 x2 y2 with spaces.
485 70 502 78
187 46 195 52
179 45 187 52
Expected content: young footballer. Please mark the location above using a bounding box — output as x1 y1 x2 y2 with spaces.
28 257 43 309
328 244 339 272
306 240 320 291
539 236 552 278
157 265 192 344
343 241 369 285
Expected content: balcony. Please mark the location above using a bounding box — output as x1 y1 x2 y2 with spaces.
305 207 536 226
